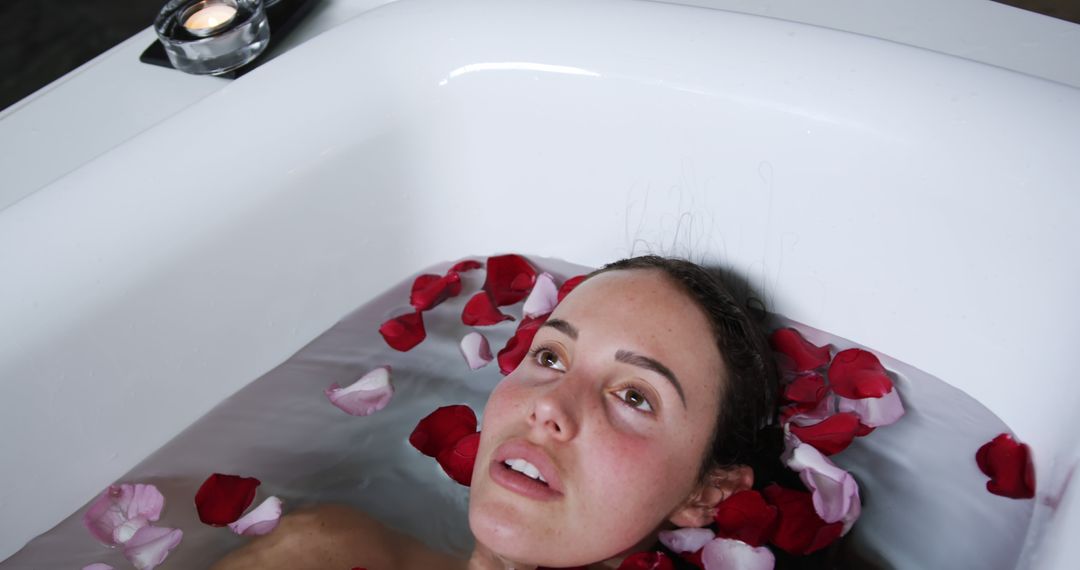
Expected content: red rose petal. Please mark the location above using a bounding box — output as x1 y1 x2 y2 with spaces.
770 328 831 372
484 254 538 306
784 372 827 405
854 422 875 437
409 405 478 458
762 484 843 555
378 311 426 352
827 349 893 399
617 551 675 570
976 433 1036 499
195 474 261 526
556 274 588 302
679 549 705 569
450 259 484 273
497 313 549 375
410 272 462 311
714 489 779 547
462 292 515 326
788 412 861 456
436 432 481 486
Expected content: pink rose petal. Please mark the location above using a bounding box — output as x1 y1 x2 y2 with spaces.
781 396 835 426
783 435 861 533
701 537 775 570
83 484 165 547
522 272 558 318
324 366 394 416
83 565 115 570
121 525 183 570
228 496 283 536
459 332 493 370
836 389 905 428
659 527 716 554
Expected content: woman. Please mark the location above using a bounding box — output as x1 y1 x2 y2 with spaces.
212 256 779 570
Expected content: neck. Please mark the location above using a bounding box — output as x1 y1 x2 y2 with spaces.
465 542 537 570
463 542 637 570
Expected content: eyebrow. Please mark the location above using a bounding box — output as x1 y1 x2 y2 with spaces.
541 318 686 409
541 318 578 340
615 350 687 408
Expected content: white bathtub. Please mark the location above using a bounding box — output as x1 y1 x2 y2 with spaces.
1 0 1078 567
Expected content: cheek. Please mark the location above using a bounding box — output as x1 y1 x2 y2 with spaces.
480 378 529 431
575 418 697 534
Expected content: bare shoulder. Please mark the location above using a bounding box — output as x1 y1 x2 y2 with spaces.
211 503 463 570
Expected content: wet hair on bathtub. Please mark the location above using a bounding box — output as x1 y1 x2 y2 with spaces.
587 255 780 481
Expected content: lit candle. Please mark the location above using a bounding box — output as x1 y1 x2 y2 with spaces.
182 1 238 37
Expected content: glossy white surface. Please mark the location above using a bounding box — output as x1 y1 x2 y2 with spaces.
3 0 1079 213
1 0 1079 565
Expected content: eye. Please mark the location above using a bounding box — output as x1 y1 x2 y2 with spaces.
614 386 655 413
531 347 566 371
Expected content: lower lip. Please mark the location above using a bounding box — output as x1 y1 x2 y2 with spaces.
489 461 563 501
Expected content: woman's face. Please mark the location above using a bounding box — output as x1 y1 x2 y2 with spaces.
468 269 726 567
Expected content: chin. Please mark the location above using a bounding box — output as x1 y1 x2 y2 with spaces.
468 496 572 568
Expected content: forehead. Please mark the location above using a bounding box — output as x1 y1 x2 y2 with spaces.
551 269 724 403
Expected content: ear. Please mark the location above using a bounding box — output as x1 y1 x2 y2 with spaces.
668 465 754 528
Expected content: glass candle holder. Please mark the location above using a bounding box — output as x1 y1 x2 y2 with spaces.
154 0 270 75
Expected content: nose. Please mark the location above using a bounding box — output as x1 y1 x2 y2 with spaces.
527 382 580 442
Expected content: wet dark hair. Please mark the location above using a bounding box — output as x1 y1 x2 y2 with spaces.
587 255 780 480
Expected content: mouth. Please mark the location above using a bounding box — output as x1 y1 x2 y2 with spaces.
489 440 564 501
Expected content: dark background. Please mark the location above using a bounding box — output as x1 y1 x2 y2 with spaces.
1 0 1078 112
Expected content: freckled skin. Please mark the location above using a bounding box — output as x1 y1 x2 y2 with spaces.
469 269 725 568
213 269 733 570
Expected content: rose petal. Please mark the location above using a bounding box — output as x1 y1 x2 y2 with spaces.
121 525 183 570
976 433 1036 499
410 272 462 311
83 484 165 546
522 272 559 318
679 549 705 569
713 490 778 547
450 259 484 273
378 311 426 351
462 292 515 326
83 564 116 570
436 431 481 486
459 332 494 370
761 484 843 555
556 274 588 302
853 422 875 437
783 372 827 405
483 254 538 306
409 405 479 457
836 389 905 428
787 412 861 456
780 396 835 425
659 528 716 554
195 474 261 526
783 437 861 531
497 313 549 375
324 366 394 416
827 349 893 399
701 537 775 570
228 496 284 536
769 328 830 372
617 551 675 570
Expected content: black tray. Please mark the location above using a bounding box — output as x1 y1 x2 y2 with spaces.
140 0 320 79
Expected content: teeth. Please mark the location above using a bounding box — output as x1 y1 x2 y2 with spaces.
504 458 548 484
